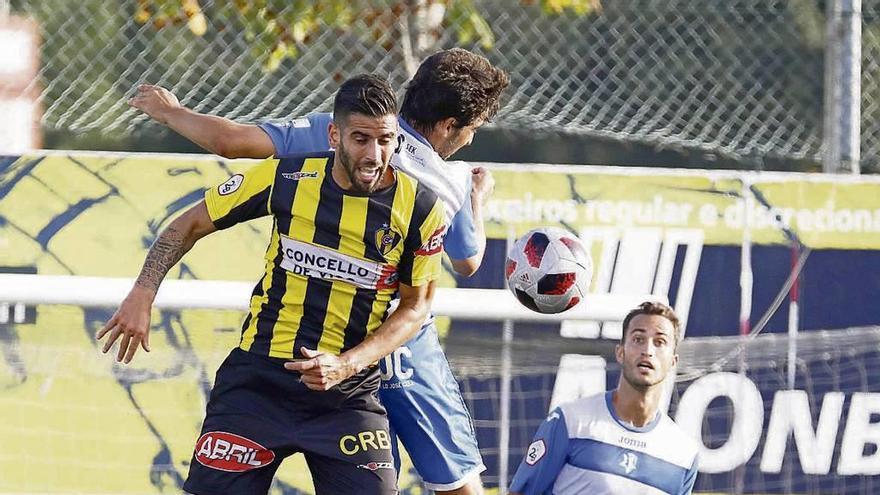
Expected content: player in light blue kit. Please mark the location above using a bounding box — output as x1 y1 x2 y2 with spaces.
509 301 699 495
129 48 510 494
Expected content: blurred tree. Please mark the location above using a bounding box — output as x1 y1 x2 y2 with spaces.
132 0 601 73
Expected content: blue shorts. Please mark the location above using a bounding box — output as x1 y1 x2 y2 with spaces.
378 319 486 491
184 348 396 495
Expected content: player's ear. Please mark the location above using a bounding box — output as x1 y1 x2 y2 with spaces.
328 121 340 148
615 343 624 364
437 117 458 136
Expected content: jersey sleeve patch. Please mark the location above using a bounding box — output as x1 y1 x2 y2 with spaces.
218 174 244 195
415 225 446 256
525 439 547 466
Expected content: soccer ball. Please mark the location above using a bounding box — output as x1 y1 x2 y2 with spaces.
505 227 592 314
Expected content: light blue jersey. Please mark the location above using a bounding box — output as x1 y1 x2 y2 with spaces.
259 114 486 490
510 392 699 495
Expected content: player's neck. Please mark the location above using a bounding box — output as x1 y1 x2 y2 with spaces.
611 382 662 428
404 118 443 151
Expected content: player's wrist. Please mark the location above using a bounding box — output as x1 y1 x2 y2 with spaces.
338 352 365 377
156 105 186 126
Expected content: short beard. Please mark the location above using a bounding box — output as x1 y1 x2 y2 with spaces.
338 142 382 193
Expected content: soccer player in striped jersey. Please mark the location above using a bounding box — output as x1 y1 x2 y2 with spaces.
129 48 509 495
98 75 447 494
509 302 699 495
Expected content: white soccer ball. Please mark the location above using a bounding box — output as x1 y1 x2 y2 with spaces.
505 227 592 314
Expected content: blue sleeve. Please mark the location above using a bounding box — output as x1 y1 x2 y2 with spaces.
257 113 332 157
443 174 480 260
678 457 698 495
509 408 570 495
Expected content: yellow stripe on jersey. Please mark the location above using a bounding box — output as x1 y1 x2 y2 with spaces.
317 194 370 354
239 225 279 352
409 199 446 286
287 157 326 243
268 267 309 358
260 156 328 357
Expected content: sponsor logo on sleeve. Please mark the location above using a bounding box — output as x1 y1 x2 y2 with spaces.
291 118 311 128
218 174 244 196
194 431 275 472
415 225 447 256
525 439 547 466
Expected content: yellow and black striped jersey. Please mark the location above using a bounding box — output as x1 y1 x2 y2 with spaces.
204 152 446 359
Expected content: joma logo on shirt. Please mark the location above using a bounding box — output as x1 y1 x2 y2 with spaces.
619 436 647 449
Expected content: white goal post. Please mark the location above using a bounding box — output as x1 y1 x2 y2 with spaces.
0 274 659 322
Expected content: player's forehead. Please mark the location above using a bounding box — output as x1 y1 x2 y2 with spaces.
626 314 674 338
339 113 398 137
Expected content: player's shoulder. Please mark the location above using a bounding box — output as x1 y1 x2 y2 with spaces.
557 392 608 417
657 412 700 458
277 112 332 129
395 169 442 210
275 150 334 169
554 392 608 432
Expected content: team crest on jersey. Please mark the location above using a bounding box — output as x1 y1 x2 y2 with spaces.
375 223 402 256
619 452 639 474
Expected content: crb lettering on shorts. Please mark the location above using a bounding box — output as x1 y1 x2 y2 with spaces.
415 225 447 256
194 431 275 472
338 429 392 456
280 237 398 289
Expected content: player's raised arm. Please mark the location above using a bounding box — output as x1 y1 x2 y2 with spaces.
449 165 494 276
95 200 216 363
128 84 274 158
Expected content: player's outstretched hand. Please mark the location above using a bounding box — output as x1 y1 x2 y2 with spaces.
471 166 495 204
128 84 181 125
95 286 153 364
284 347 356 391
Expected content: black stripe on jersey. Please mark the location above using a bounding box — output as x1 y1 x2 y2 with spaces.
251 272 266 298
340 287 377 353
291 161 341 356
312 159 343 249
362 190 396 262
213 186 271 230
290 160 341 356
292 277 333 357
250 160 302 356
397 181 441 285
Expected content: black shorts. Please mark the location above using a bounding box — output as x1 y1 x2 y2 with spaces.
183 348 396 495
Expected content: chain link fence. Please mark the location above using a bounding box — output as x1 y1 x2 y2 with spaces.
7 0 880 170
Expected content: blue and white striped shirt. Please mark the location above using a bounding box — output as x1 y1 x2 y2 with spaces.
510 392 699 495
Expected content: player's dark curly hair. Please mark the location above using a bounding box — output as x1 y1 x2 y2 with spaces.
400 48 510 131
621 301 682 349
333 74 399 125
